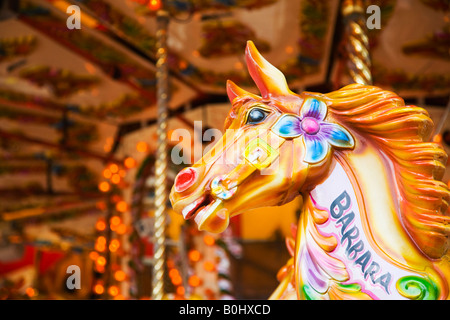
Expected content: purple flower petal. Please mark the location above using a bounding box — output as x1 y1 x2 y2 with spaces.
320 122 355 149
301 98 327 121
303 135 330 163
303 248 329 293
271 114 302 138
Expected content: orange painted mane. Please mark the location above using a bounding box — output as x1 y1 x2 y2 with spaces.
224 56 450 260
323 83 450 259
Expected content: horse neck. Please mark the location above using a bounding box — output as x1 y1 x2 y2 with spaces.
299 143 433 275
292 144 446 299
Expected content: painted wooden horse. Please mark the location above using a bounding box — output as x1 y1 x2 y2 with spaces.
170 41 450 300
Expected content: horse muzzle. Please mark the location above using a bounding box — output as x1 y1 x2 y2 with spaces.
171 132 286 233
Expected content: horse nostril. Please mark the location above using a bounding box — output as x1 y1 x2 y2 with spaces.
174 167 197 193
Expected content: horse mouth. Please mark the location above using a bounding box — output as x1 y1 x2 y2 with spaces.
179 193 229 233
181 194 214 220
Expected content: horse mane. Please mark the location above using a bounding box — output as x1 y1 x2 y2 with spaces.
224 81 450 258
321 83 450 259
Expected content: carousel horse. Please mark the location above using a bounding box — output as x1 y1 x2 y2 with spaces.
170 41 450 300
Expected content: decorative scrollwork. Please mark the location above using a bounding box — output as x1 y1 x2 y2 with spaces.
396 275 438 300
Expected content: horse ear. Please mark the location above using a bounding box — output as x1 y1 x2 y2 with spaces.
226 80 260 103
245 40 291 99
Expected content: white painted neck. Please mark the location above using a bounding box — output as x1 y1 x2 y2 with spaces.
306 154 428 299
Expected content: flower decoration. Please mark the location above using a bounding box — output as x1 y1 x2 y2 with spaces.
271 98 355 163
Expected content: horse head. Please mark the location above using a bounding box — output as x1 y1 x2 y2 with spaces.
170 41 355 233
170 41 450 300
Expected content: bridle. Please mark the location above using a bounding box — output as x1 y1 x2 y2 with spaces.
210 128 286 201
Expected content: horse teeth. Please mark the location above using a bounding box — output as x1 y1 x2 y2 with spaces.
194 199 221 226
194 207 208 225
182 195 206 219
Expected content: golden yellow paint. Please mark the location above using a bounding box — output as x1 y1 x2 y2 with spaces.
240 200 299 240
170 41 450 299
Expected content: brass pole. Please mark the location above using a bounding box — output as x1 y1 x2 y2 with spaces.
152 8 170 300
341 0 373 85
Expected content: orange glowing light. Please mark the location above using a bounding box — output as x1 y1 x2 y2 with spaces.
116 201 128 213
203 261 215 272
95 219 106 231
98 181 110 192
188 275 201 287
203 235 215 246
124 157 137 169
89 251 99 260
94 283 104 295
96 256 106 267
109 163 119 173
111 174 121 184
95 265 105 273
433 134 442 143
116 224 127 235
147 0 161 10
172 275 182 286
178 61 187 70
136 141 149 153
95 242 106 252
26 287 35 297
114 270 127 282
188 249 201 262
110 216 121 226
108 285 119 297
97 236 106 245
119 169 126 177
109 239 120 252
176 286 185 296
114 294 125 300
103 169 112 179
169 268 180 279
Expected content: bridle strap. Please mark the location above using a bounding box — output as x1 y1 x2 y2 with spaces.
211 129 286 200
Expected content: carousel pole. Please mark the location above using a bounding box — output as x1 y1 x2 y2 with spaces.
341 0 373 85
152 6 170 300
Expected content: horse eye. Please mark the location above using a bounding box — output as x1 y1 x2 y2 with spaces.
247 108 268 124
